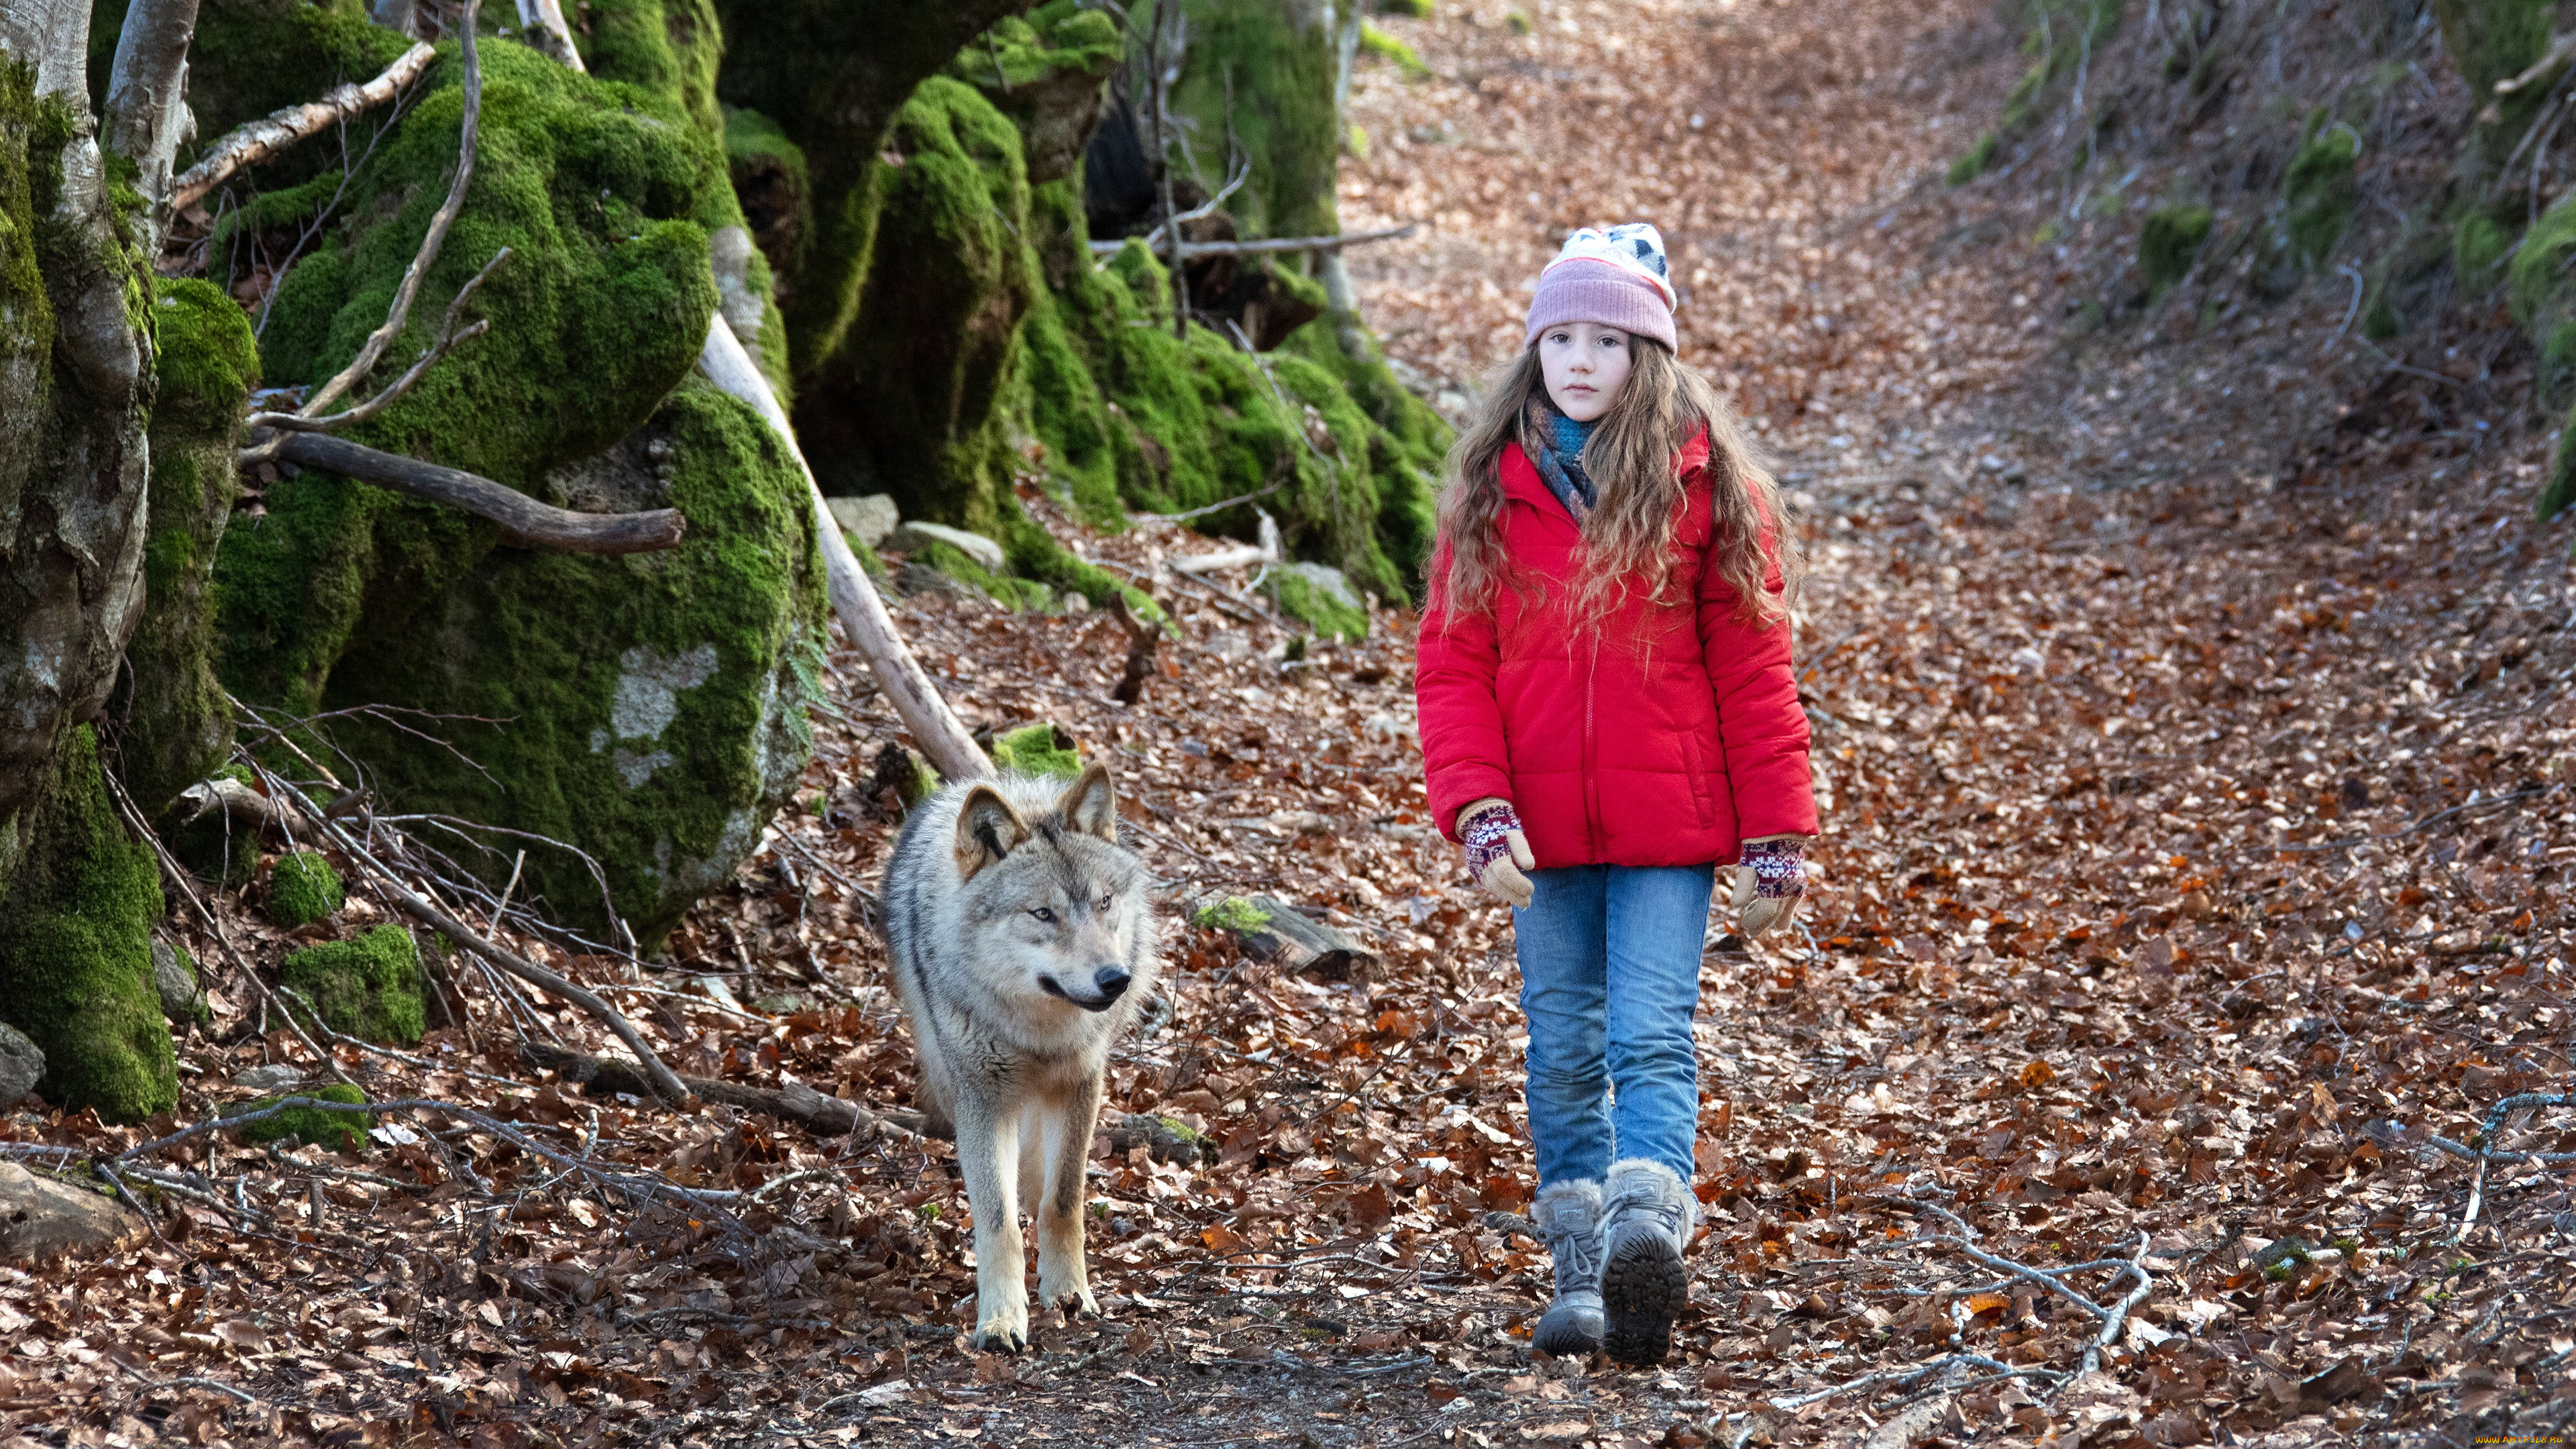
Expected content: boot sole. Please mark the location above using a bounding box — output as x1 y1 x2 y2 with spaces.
1601 1240 1684 1366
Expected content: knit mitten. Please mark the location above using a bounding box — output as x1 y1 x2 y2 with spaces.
1599 1159 1695 1367
1729 836 1807 937
1529 1179 1605 1356
1460 799 1535 908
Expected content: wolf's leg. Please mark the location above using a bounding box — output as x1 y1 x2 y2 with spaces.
1035 1071 1104 1318
955 1092 1028 1352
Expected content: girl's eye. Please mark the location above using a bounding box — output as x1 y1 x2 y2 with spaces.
1030 907 1057 923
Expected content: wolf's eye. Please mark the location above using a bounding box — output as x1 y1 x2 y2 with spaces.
1029 907 1057 924
1095 894 1113 914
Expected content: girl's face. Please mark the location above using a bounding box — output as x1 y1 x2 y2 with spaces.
1538 321 1633 422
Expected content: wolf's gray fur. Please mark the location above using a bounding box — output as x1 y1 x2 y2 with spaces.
881 763 1161 1352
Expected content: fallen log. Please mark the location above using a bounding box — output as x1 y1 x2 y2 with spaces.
268 431 686 553
172 41 437 211
525 1042 921 1141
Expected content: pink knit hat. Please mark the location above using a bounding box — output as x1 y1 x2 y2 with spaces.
1523 223 1678 351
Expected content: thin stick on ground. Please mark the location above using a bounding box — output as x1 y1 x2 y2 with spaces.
252 767 693 1106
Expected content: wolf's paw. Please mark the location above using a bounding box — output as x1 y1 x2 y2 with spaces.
972 1311 1028 1354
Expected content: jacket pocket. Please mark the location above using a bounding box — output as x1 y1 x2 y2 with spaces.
1680 735 1715 828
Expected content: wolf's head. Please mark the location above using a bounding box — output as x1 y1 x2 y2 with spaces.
951 764 1146 1014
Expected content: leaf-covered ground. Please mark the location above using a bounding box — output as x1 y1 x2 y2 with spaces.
7 1 2574 1446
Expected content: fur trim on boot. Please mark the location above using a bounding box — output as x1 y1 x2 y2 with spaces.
1600 1159 1695 1366
1529 1179 1605 1356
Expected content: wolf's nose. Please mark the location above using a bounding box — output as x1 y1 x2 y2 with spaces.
1092 966 1131 1000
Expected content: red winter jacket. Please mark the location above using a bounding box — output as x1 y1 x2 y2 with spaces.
1414 432 1817 869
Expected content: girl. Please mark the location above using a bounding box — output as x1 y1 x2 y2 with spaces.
1415 224 1816 1367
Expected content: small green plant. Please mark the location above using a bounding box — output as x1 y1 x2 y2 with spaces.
2455 212 2515 296
1360 23 1433 80
1948 132 1999 186
918 1201 943 1222
2283 121 2361 268
1192 896 1274 933
1503 7 1531 34
266 850 344 929
2031 219 2063 247
990 722 1081 779
1377 0 1434 15
2139 205 2216 297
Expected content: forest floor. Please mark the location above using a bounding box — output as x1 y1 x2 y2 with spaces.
9 1 2576 1446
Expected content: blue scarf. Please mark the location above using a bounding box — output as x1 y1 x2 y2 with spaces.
1522 395 1599 521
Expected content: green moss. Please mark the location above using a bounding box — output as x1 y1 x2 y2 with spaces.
2282 122 2359 268
282 925 423 1045
0 728 177 1124
1267 564 1371 640
1379 0 1436 17
948 3 1122 97
991 722 1081 778
2139 205 2214 296
725 106 810 288
1360 24 1434 80
89 0 414 183
575 0 729 142
2508 194 2576 401
299 380 826 947
206 168 348 260
2455 211 2516 294
1192 896 1274 932
268 850 345 929
1947 132 1999 186
2432 0 2559 167
112 279 258 818
1158 0 1344 241
2540 398 2576 523
232 1083 371 1153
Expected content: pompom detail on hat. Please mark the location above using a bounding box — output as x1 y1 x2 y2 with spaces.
1525 222 1678 351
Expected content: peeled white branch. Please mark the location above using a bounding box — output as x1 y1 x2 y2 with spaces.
170 40 435 210
1169 510 1282 574
1086 221 1419 260
694 316 992 784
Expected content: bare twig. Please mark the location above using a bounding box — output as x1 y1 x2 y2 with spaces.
171 41 437 211
252 767 693 1105
1087 222 1421 260
299 1 482 420
246 248 512 437
256 431 687 552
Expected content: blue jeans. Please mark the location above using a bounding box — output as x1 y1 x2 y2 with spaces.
1513 863 1715 1189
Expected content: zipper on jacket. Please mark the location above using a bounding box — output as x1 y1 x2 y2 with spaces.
1582 631 1602 859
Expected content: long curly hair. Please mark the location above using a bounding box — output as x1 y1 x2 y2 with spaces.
1430 340 1799 627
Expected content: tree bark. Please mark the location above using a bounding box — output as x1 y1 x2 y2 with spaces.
695 316 991 784
103 0 202 244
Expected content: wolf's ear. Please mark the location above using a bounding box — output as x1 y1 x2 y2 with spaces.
1057 763 1118 843
953 785 1031 881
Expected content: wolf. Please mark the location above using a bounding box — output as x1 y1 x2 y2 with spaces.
880 763 1162 1352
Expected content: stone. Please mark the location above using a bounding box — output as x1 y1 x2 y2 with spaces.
0 1162 149 1264
883 520 1007 572
0 1025 44 1109
152 938 207 1024
235 1063 307 1091
825 494 901 547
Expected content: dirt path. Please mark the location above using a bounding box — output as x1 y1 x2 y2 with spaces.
14 5 2573 1448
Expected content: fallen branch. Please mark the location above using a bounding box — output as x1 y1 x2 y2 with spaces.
1768 1353 2053 1413
2445 1092 2576 1244
254 769 693 1106
1087 221 1420 260
264 431 685 553
170 41 438 211
2486 32 2576 118
1169 510 1283 576
694 314 991 782
523 1042 920 1142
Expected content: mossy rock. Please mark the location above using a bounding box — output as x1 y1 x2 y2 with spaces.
2455 211 2516 295
1269 563 1371 641
2139 205 2214 297
1191 895 1273 932
1159 0 1344 241
2509 194 2576 402
2281 123 2360 270
0 729 177 1125
297 381 826 947
991 723 1081 779
281 925 424 1046
232 1083 371 1154
947 1 1122 185
112 279 260 820
266 850 345 930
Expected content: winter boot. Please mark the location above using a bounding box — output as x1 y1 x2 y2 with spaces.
1529 1179 1605 1356
1599 1159 1695 1366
